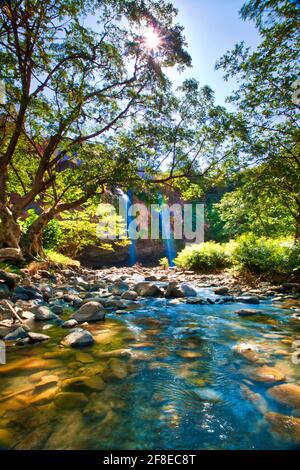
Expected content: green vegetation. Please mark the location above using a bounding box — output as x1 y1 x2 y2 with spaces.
175 236 299 277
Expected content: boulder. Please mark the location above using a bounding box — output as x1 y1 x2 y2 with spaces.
248 365 285 383
32 305 60 322
266 412 300 445
4 326 28 341
62 319 78 329
62 328 94 348
165 282 184 298
214 287 229 296
28 332 50 343
71 301 105 323
268 383 300 408
133 282 163 298
236 309 264 316
121 291 138 301
14 286 43 301
236 296 260 304
54 392 88 410
180 284 198 297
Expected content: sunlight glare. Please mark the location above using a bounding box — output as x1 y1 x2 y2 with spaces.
144 27 161 51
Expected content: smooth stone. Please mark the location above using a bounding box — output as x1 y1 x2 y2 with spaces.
71 301 105 323
268 383 300 408
214 287 229 295
75 352 94 364
63 376 105 392
32 305 60 322
133 282 163 298
108 358 128 380
236 309 264 316
194 387 222 403
233 343 260 362
62 328 94 348
4 326 28 341
265 412 300 445
28 332 50 343
236 296 260 304
62 319 78 329
30 385 59 405
94 348 131 359
247 365 285 383
121 291 138 301
54 392 88 409
0 284 11 299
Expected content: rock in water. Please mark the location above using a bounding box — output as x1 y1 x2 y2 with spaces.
32 305 60 322
133 282 163 297
28 332 50 343
236 296 260 304
194 388 222 403
236 309 264 316
62 328 94 348
4 326 28 341
71 301 105 323
268 383 300 408
121 291 138 301
165 282 184 298
266 412 300 445
247 365 285 383
214 287 229 296
62 319 78 329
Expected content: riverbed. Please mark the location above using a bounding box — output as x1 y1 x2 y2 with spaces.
0 283 300 450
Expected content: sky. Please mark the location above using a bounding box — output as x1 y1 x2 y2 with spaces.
166 0 261 106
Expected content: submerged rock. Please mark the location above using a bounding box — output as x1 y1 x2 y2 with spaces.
194 387 222 403
235 296 260 304
236 309 264 316
71 301 105 323
265 412 300 445
62 319 78 329
268 383 300 409
54 392 88 410
214 287 229 296
233 343 260 362
32 305 60 322
62 328 94 348
247 365 285 383
28 332 50 343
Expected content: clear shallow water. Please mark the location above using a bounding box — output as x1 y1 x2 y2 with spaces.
0 291 300 450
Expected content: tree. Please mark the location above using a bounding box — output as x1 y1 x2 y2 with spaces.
0 0 191 259
216 0 300 240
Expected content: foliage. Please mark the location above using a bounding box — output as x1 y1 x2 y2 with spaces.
232 234 300 275
44 250 80 267
20 209 62 250
174 241 232 273
159 257 169 269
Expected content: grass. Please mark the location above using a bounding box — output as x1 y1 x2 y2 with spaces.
45 250 80 267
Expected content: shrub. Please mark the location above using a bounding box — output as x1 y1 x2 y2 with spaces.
174 241 231 272
232 234 300 275
159 257 169 269
20 209 62 250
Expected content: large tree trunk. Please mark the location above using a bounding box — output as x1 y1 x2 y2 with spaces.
0 205 21 249
21 212 52 259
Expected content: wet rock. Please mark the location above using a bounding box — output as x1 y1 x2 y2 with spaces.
121 291 138 301
233 343 260 363
194 387 222 403
45 410 84 450
28 332 50 343
30 385 59 405
268 383 300 408
214 287 229 296
133 282 163 298
75 352 94 364
236 309 264 316
235 296 260 304
108 358 128 380
62 319 78 329
4 326 28 341
180 284 198 297
94 348 131 359
241 385 268 414
62 328 94 348
63 376 105 392
0 284 11 299
165 282 184 298
248 365 285 383
71 301 105 323
14 285 43 301
32 305 61 322
54 392 88 410
265 412 300 445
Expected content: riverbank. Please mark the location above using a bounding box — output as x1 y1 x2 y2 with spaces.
0 264 300 449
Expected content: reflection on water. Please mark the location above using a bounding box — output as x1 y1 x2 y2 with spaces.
0 293 300 450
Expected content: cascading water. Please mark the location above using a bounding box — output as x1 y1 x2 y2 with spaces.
158 195 177 267
118 189 137 266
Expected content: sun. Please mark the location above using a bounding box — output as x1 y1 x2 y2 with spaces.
144 27 161 51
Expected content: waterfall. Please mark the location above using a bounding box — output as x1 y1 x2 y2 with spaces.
118 189 137 266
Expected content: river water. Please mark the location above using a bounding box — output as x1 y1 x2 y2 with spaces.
0 290 300 450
